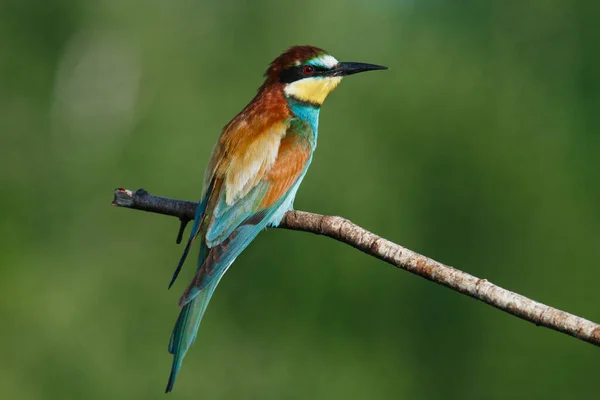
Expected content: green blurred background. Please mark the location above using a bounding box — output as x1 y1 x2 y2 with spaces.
2 0 599 399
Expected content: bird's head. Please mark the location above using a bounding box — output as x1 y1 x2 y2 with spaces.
264 45 387 106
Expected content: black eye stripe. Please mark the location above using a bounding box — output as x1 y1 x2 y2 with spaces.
279 65 328 83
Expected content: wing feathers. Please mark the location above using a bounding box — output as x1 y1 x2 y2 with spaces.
222 122 285 205
260 135 312 209
177 133 312 307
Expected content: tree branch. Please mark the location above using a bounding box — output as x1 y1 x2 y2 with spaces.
112 188 600 347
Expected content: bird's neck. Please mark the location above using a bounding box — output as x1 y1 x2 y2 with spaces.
248 83 320 145
285 95 320 141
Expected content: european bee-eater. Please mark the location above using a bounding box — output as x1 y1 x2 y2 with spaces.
166 45 386 392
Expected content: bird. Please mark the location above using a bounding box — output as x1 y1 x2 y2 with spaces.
165 45 387 392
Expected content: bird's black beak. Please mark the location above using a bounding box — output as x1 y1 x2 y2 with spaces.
332 62 388 77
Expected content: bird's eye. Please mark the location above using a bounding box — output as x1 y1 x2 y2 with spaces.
303 65 314 75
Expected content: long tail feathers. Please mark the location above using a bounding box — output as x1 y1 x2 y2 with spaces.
168 235 197 289
165 273 224 393
165 202 269 392
167 195 210 289
178 225 260 307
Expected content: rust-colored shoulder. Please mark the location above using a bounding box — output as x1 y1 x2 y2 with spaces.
219 84 290 153
206 84 292 205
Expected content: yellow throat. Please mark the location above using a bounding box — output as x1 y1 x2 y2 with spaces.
284 76 342 105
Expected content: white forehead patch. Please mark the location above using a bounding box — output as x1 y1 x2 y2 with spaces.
307 54 339 69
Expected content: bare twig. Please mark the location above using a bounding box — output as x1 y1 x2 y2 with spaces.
112 188 600 347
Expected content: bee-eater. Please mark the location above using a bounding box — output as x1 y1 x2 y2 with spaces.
165 45 386 392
